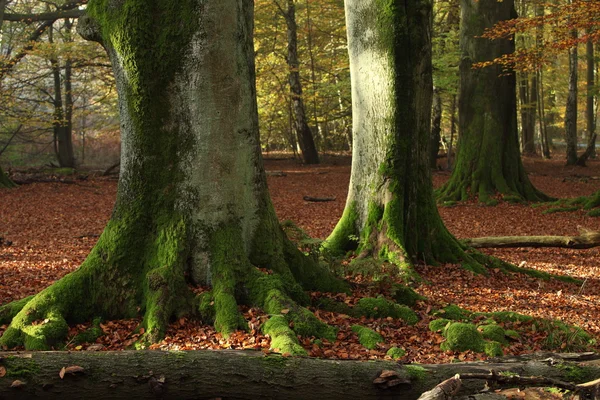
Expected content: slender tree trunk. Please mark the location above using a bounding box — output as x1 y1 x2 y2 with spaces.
586 33 596 158
1 0 344 352
518 72 536 155
327 0 483 271
447 94 457 170
49 26 75 168
430 87 442 169
438 0 549 204
539 69 551 158
565 28 579 166
282 0 319 164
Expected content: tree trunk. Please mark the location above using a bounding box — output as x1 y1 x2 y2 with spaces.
447 94 457 170
326 0 483 270
283 0 320 164
437 0 549 204
0 165 15 188
430 88 442 169
565 28 579 166
0 351 599 400
49 26 75 169
586 33 596 159
518 70 536 155
0 0 345 352
538 69 551 159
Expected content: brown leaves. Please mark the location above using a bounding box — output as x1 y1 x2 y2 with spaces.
59 365 85 379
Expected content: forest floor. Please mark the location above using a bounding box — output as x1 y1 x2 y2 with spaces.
1 155 600 364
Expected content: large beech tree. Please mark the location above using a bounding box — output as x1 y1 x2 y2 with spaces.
437 0 549 204
325 0 482 270
0 0 346 352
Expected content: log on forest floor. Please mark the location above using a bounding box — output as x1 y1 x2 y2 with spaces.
0 350 599 399
303 196 336 202
463 231 600 249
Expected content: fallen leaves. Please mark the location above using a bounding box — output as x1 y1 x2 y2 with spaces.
0 156 599 363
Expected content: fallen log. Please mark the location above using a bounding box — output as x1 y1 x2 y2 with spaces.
303 196 336 202
0 351 599 399
463 231 600 249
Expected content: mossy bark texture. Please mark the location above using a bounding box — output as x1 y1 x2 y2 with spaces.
1 351 599 399
0 0 342 351
437 0 549 204
327 1 476 269
0 165 15 188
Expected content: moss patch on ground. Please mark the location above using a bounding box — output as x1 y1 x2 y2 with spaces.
351 325 383 350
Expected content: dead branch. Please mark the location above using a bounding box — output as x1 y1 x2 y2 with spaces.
303 196 336 202
463 231 600 249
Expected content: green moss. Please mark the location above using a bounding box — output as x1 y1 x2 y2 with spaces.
404 365 428 380
479 324 508 345
391 284 426 306
440 322 485 353
323 202 359 255
312 297 354 316
543 206 579 214
428 318 451 333
351 325 383 350
386 346 406 360
504 329 520 339
555 363 595 384
72 317 103 345
587 209 600 217
503 195 524 204
484 341 503 357
0 296 33 325
197 292 215 324
434 304 470 321
262 315 307 356
354 297 418 325
3 357 40 378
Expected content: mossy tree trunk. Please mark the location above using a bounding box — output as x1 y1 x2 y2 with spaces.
437 0 549 204
0 165 15 188
326 0 481 270
0 0 344 352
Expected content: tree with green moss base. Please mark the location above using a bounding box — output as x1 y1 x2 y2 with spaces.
0 0 346 352
437 0 550 204
0 165 15 188
326 0 483 270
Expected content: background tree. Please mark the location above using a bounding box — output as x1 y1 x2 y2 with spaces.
274 0 319 164
254 0 351 153
0 0 347 352
564 24 579 165
326 0 484 271
437 0 549 205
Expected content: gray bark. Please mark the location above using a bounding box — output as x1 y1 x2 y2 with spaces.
280 0 320 164
0 351 599 399
586 34 596 159
565 28 579 166
464 231 600 249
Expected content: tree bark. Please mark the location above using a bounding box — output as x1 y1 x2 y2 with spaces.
437 0 549 204
0 351 599 400
49 25 75 169
586 33 596 159
326 0 483 270
565 28 579 166
464 231 600 249
281 0 320 164
430 88 442 169
0 165 15 188
1 0 344 352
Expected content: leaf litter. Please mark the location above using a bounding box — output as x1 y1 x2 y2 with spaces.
0 155 599 364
